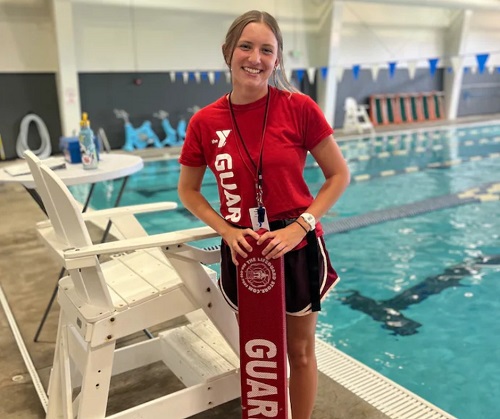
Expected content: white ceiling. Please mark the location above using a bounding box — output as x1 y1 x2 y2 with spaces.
345 0 500 11
66 0 500 12
0 0 477 13
2 0 500 13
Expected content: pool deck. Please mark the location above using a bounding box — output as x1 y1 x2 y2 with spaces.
2 114 495 418
0 181 456 418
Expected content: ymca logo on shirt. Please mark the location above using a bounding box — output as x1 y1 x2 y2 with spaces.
212 129 231 147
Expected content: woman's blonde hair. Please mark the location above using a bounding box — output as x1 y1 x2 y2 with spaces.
222 10 299 93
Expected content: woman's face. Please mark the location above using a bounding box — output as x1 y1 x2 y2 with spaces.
230 22 278 97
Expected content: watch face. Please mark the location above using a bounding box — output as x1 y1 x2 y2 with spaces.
301 213 315 229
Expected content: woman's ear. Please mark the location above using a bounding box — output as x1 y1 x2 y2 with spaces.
222 44 231 67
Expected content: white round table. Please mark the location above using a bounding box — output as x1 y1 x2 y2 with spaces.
0 152 145 342
0 153 144 189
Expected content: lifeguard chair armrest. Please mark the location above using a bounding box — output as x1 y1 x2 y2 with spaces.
36 201 178 229
63 225 219 268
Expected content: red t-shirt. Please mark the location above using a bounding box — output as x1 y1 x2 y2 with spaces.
179 86 333 236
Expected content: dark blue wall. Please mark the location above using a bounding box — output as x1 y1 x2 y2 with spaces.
78 72 231 150
334 68 444 128
0 67 498 159
458 69 500 117
0 74 61 160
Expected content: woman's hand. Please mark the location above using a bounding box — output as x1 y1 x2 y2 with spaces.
222 227 261 265
257 222 308 260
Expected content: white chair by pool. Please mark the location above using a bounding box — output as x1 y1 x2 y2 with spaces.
24 151 240 418
343 96 375 134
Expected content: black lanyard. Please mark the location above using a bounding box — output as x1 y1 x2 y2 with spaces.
228 90 271 221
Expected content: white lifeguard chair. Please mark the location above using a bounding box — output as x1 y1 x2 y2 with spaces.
343 97 374 134
24 151 241 418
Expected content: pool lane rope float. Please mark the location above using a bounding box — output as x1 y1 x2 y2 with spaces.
323 181 500 235
128 148 499 198
316 137 500 184
342 136 500 161
201 182 500 254
349 150 500 183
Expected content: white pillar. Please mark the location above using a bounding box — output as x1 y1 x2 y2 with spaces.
51 0 81 137
443 9 472 121
317 0 344 127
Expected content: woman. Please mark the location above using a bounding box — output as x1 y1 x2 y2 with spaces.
178 10 350 419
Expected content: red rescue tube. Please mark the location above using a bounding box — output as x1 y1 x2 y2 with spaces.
237 231 288 419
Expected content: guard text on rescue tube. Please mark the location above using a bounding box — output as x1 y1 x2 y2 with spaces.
245 339 279 417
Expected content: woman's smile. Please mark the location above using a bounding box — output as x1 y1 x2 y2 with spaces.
242 67 262 75
230 22 278 102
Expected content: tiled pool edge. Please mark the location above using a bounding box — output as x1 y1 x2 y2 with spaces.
316 338 456 419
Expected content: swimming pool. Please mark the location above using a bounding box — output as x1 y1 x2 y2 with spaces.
71 122 500 419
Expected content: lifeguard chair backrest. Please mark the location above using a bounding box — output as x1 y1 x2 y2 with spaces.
39 164 113 310
24 150 69 244
345 97 358 112
38 164 93 249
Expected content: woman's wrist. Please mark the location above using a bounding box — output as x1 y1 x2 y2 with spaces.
293 218 309 234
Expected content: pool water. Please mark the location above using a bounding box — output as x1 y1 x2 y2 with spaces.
321 201 500 419
71 123 500 419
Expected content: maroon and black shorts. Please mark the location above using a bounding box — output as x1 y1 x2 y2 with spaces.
219 221 340 316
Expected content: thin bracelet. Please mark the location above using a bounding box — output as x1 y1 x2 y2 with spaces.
294 219 309 234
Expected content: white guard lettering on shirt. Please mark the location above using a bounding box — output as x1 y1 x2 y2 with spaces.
214 152 241 223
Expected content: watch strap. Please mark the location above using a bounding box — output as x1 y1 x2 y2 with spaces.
300 212 316 231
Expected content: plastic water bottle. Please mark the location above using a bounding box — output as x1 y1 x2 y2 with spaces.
79 112 98 170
